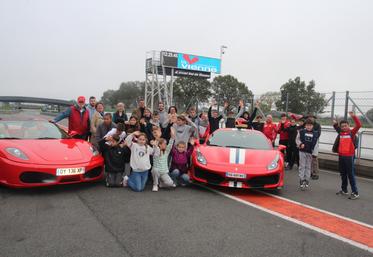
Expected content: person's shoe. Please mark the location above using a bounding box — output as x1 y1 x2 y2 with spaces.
336 190 348 196
348 192 359 200
285 166 293 171
300 180 305 191
152 185 159 192
105 178 110 187
305 180 310 189
311 174 319 180
122 176 128 187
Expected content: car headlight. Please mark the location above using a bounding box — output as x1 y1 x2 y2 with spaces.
5 147 29 160
267 153 280 171
90 146 99 157
196 150 207 165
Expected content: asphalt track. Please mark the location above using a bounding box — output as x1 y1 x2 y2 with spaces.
0 169 372 257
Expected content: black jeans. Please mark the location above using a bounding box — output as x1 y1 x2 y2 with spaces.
287 144 298 168
338 156 358 194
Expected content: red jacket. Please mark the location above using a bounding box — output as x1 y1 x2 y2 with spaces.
338 116 361 157
263 122 277 142
277 120 290 140
68 106 90 136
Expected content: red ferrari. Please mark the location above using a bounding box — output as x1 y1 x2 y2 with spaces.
0 118 104 188
191 128 285 189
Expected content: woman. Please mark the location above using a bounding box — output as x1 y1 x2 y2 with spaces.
90 102 105 148
113 102 128 124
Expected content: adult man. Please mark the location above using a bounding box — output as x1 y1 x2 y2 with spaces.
52 96 90 140
87 96 97 120
158 102 168 128
133 98 146 119
188 107 200 128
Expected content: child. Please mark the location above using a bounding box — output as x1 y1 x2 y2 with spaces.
198 112 209 140
296 119 318 190
285 117 298 170
170 139 194 186
150 111 161 127
172 114 198 145
252 115 264 132
104 122 126 145
333 111 361 200
188 107 200 128
208 100 223 134
123 131 154 192
263 115 277 146
150 128 176 192
100 135 126 187
223 100 244 128
125 116 140 134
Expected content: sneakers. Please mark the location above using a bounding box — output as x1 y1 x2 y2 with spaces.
152 185 159 192
348 192 359 200
305 180 310 189
300 180 306 191
122 176 128 187
336 190 349 196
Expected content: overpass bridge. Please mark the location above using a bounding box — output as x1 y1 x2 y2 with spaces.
0 96 73 111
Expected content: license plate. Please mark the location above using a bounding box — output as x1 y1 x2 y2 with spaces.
56 167 85 176
226 172 246 179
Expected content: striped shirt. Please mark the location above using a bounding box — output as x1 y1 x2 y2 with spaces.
152 139 174 174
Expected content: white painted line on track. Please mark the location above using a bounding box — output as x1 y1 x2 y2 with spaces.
196 183 373 254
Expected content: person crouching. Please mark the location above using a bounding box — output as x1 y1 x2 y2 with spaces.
170 139 194 186
100 134 126 187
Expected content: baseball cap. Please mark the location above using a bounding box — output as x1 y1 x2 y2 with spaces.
77 96 86 103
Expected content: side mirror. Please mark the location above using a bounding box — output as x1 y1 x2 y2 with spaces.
278 144 287 151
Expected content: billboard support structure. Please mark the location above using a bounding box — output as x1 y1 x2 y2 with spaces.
145 50 220 111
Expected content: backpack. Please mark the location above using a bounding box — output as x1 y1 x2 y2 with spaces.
332 132 358 153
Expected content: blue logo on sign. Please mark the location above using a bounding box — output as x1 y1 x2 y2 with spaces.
177 53 221 74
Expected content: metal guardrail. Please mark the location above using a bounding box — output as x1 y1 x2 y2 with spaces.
318 127 373 160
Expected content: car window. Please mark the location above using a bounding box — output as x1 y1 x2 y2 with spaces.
0 121 69 139
207 130 272 150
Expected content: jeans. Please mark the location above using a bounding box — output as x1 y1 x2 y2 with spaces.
128 170 149 192
339 156 358 194
170 169 190 185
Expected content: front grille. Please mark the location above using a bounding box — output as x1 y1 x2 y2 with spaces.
247 174 279 188
20 172 57 184
84 166 103 179
194 167 225 185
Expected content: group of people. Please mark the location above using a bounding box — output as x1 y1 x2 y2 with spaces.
51 95 362 199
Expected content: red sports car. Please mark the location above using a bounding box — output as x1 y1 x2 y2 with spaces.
191 128 285 189
0 118 104 188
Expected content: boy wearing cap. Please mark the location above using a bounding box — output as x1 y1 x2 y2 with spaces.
52 96 90 140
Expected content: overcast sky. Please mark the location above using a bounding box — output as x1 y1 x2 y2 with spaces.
0 0 372 101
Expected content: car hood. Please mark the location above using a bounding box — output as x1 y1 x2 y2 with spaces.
1 139 93 164
197 145 280 169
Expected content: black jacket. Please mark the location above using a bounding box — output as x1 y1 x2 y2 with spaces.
208 106 223 134
100 142 126 173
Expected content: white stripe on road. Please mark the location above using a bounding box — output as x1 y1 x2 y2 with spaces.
197 184 373 254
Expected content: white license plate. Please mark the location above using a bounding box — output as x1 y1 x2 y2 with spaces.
56 167 85 176
226 172 247 179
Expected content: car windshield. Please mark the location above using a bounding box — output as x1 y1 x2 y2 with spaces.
0 120 69 139
207 130 272 150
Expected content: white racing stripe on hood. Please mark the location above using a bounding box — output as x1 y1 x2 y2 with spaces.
229 148 236 164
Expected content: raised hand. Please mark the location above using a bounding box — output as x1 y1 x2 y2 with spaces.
348 111 355 117
239 99 244 107
170 127 176 139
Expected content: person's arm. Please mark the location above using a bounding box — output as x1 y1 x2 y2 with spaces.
350 112 362 136
90 114 97 133
53 107 71 123
248 108 257 123
296 131 302 148
165 138 175 155
125 132 137 148
208 106 212 120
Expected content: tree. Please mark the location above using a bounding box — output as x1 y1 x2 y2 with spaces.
173 77 212 111
259 91 281 113
101 81 144 109
275 77 326 114
211 75 253 106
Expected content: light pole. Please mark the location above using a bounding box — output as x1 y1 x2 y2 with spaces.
220 45 227 75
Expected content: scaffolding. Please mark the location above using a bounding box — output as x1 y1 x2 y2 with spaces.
145 51 175 112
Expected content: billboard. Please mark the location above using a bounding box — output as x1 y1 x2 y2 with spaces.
161 51 221 74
